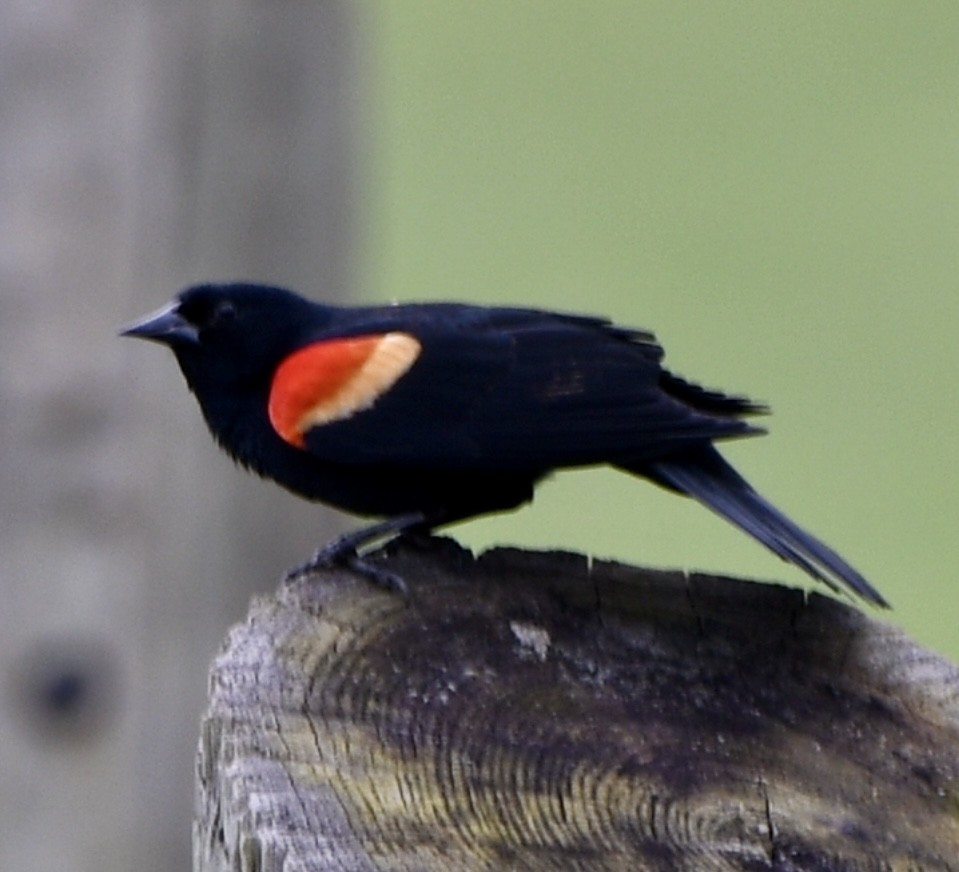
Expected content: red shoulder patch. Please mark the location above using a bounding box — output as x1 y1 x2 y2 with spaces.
268 333 421 448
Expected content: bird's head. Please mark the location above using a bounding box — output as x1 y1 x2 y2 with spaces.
120 283 327 392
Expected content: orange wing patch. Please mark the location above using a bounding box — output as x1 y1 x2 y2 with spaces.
268 333 421 448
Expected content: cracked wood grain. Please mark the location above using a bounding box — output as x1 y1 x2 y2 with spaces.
194 540 959 871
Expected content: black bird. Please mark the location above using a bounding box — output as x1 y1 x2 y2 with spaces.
121 283 887 607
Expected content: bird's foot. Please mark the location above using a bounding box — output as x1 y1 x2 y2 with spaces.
283 513 431 597
284 546 408 597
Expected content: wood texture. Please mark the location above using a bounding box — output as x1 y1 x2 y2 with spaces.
195 542 959 871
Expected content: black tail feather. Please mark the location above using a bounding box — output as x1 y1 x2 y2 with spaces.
629 446 888 608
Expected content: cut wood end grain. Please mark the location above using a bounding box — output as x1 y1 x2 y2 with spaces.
194 539 959 872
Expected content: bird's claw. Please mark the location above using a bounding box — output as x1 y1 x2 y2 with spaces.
284 545 409 600
283 542 342 583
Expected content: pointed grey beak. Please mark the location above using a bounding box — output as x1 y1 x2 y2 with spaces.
119 302 200 345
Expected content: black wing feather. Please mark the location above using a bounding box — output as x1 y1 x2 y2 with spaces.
301 305 762 467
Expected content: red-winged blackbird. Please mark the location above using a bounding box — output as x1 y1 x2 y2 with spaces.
121 283 887 607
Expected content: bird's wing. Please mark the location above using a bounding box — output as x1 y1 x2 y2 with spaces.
268 306 762 468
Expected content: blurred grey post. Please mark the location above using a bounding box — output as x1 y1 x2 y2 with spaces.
1 3 361 871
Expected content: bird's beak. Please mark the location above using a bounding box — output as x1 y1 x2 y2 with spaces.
119 303 199 346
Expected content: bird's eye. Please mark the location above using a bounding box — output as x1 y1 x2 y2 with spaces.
211 300 237 326
174 296 239 337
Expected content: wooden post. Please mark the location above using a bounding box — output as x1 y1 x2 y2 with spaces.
194 541 959 870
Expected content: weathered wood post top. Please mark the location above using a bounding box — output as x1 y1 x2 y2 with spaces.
195 541 959 871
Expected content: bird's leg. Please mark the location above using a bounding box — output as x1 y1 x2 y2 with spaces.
284 512 432 595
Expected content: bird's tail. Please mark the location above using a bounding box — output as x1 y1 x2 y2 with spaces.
621 446 888 608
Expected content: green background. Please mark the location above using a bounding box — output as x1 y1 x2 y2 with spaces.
360 3 959 659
